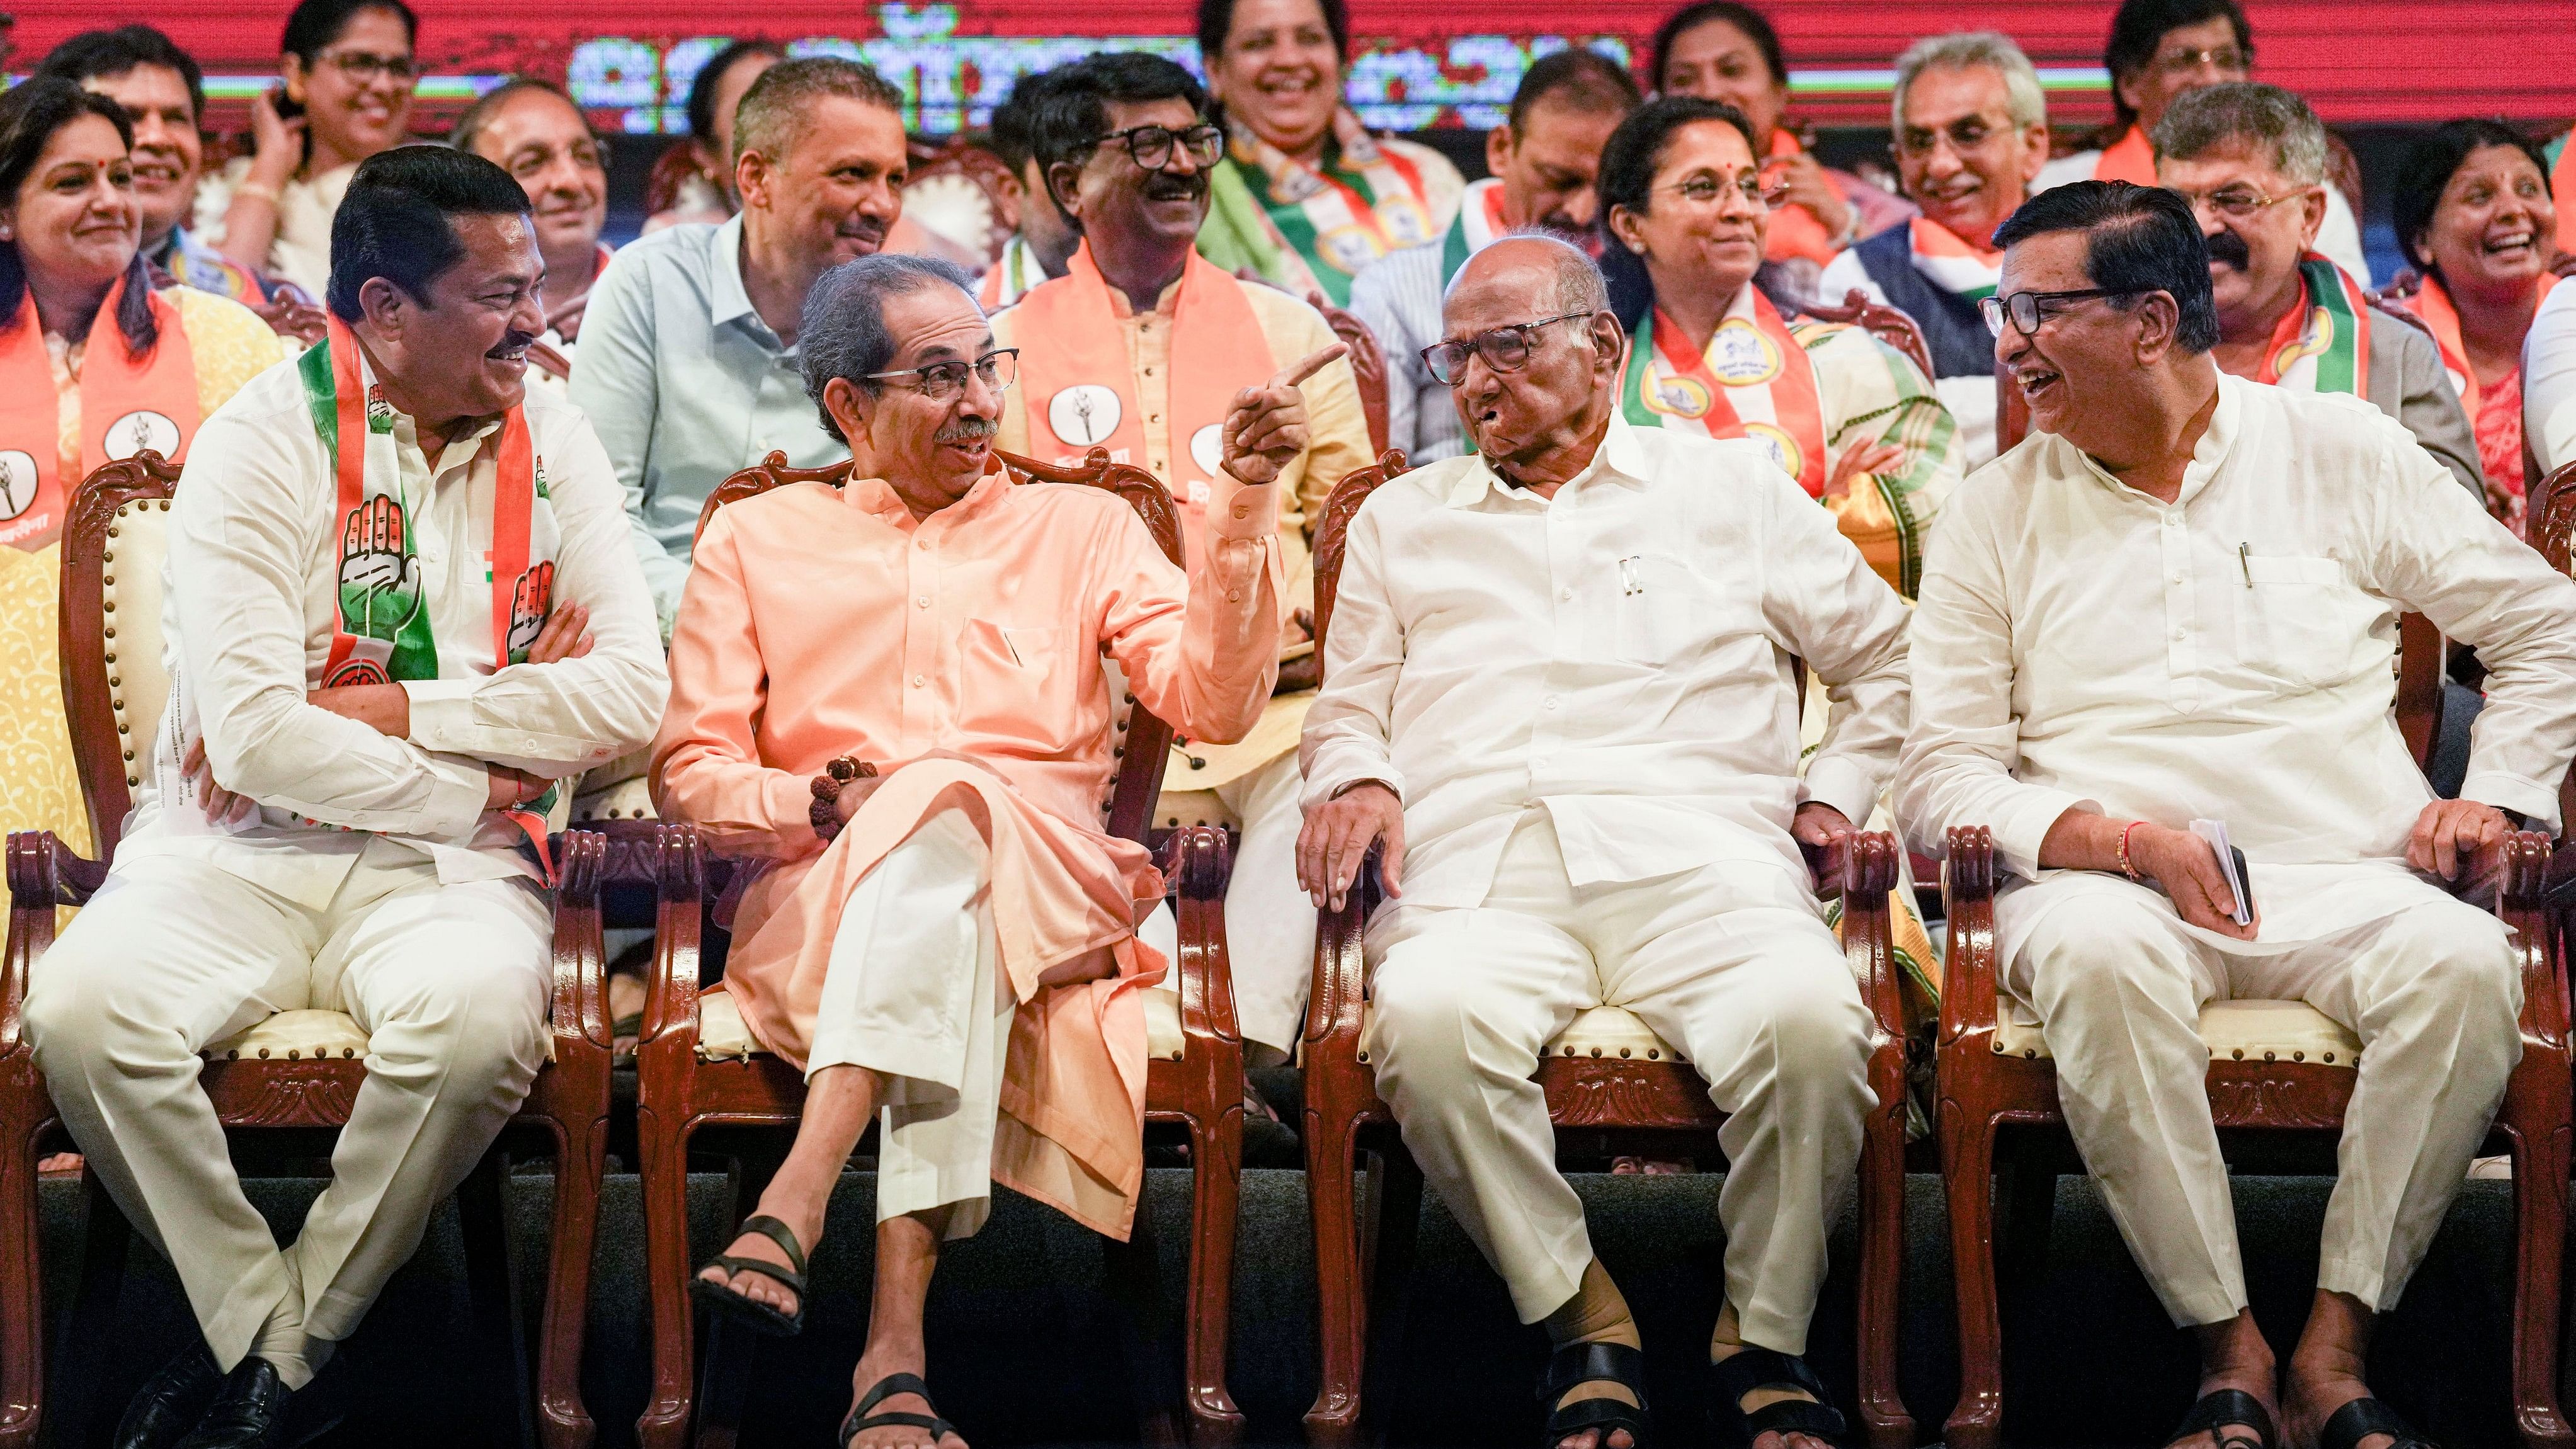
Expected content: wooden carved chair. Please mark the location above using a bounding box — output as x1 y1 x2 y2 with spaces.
901 137 1022 273
632 447 1252 1448
1806 288 1937 382
2532 460 2576 832
1932 603 2571 1446
1295 450 1918 1447
0 453 616 1448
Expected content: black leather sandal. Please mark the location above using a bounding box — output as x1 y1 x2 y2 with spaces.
688 1213 810 1337
2163 1388 2276 1449
2320 1397 2439 1449
1708 1346 1848 1448
1537 1339 1653 1448
841 1372 957 1446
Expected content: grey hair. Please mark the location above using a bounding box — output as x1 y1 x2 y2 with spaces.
2151 81 2329 185
732 56 904 168
1891 31 2046 132
448 76 593 159
800 253 981 443
1447 230 1609 315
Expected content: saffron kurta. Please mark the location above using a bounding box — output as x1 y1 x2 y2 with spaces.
651 468 1283 1236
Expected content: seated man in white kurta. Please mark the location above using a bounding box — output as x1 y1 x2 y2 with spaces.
21 148 666 1448
1297 236 1912 1449
1896 180 2576 1449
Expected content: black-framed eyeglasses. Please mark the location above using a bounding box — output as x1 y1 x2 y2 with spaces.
1422 312 1596 385
865 348 1019 401
1093 123 1225 171
319 47 420 83
1979 287 2151 338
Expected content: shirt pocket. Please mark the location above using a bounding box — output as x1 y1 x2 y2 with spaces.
956 619 1078 750
2233 554 2372 689
1605 553 1707 668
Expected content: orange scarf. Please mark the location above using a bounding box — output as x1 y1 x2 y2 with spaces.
2552 134 2575 254
1621 286 1828 496
2092 125 2158 185
0 273 197 550
1010 242 1271 565
1761 130 1840 267
2405 270 2559 423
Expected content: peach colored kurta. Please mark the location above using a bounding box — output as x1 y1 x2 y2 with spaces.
652 467 1282 1236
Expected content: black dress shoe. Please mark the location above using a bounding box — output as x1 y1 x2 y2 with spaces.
173 1360 299 1449
113 1341 224 1449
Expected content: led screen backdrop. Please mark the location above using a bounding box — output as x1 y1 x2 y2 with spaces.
18 0 2576 135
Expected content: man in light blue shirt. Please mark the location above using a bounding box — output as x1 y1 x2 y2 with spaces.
572 57 911 634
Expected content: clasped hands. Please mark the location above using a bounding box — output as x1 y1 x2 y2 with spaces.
185 602 595 824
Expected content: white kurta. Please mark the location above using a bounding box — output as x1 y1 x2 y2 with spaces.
1897 372 2576 963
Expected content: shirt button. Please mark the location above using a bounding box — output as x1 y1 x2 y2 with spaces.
916 596 930 608
2169 574 2184 586
916 539 930 550
912 675 926 687
2171 627 2186 642
1544 696 1560 710
1559 588 1573 601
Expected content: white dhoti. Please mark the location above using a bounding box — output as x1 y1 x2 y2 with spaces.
1998 868 2522 1327
23 841 554 1386
1360 810 1874 1352
809 807 1017 1241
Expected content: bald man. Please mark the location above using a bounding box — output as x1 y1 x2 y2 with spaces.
1297 237 1910 1449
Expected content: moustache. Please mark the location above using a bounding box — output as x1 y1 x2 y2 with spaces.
1143 173 1209 203
2203 229 2252 270
937 418 998 444
487 330 539 358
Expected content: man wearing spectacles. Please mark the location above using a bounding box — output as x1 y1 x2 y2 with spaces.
657 252 1313 1443
2156 84 2483 498
1818 31 2049 464
1302 235 1910 1449
1902 179 2576 1449
1347 47 1641 463
991 52 1371 1073
2030 0 2371 286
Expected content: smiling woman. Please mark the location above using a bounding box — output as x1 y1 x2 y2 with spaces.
1191 0 1465 304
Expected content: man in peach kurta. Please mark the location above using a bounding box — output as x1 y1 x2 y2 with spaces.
651 250 1333 1442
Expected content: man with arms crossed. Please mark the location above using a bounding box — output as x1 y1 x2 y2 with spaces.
1299 235 1909 1449
1897 181 2576 1449
22 147 665 1448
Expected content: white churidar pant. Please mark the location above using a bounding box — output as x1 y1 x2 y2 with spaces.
1999 870 2522 1327
808 806 1016 1242
23 840 552 1387
1360 809 1874 1353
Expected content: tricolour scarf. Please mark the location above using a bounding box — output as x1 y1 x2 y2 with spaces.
2255 255 2371 396
0 271 197 550
1619 283 1827 496
1221 108 1438 304
1010 243 1272 563
301 314 562 871
1438 177 1511 288
1906 216 2003 301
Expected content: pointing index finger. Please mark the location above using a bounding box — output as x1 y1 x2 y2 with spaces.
1274 342 1350 390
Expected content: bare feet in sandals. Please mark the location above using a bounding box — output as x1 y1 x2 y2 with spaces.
843 1352 967 1449
696 1212 817 1321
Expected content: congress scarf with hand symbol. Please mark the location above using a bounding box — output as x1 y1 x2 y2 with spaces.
301 314 562 872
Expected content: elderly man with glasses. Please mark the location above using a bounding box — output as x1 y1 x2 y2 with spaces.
655 250 1328 1443
990 51 1371 1075
1299 234 1911 1449
2153 82 2483 498
1901 180 2576 1449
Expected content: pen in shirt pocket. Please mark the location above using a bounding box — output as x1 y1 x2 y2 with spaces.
2239 542 2252 588
1619 556 1644 596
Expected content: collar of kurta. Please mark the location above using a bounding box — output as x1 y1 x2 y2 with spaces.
843 468 1018 528
2067 370 2244 506
1444 410 1652 506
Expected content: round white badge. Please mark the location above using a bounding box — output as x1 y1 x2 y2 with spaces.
1706 319 1782 385
103 409 182 463
1048 385 1124 448
0 451 36 520
1189 423 1224 480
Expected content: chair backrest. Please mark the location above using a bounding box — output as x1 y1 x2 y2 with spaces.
2531 460 2576 829
59 451 183 860
1804 288 1937 382
899 137 1020 271
1311 450 1411 662
694 446 1184 846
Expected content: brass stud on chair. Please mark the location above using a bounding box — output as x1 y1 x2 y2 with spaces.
257 1048 271 1059
1646 1049 1660 1060
2262 1050 2276 1062
2231 1048 2245 1060
2291 1051 2305 1062
2322 1052 2335 1063
1618 1047 1631 1058
1590 1047 1603 1058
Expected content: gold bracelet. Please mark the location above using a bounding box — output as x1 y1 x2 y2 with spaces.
235 180 283 206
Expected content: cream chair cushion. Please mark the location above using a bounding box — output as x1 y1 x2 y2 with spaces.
1992 997 2363 1066
198 1006 559 1064
1156 788 1238 832
571 773 657 823
694 986 1189 1063
100 498 176 795
1354 1004 1691 1068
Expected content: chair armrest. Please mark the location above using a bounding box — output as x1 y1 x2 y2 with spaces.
1937 826 2003 1047
545 831 613 1051
639 823 710 1055
4 831 107 1054
1300 845 1388 1060
2475 831 2567 1054
1161 825 1245 1050
1834 832 1906 1042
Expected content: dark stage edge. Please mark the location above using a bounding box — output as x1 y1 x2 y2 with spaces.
30 1162 2532 1447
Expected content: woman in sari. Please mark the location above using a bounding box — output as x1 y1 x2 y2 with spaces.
0 80 281 857
2390 120 2562 534
1192 0 1466 305
1599 95 1961 596
1647 0 1909 306
197 0 419 300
